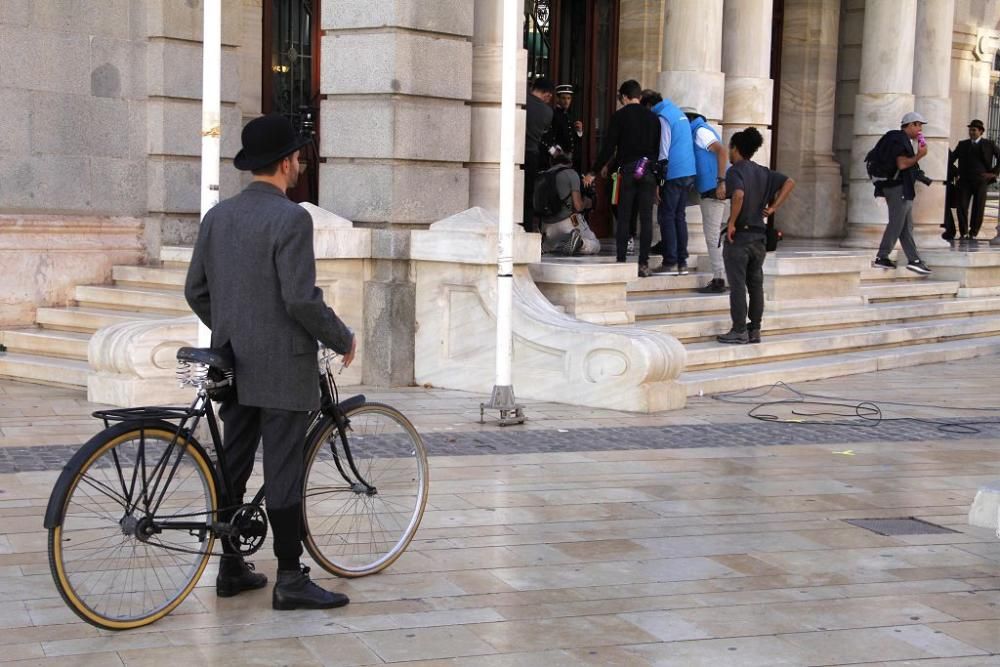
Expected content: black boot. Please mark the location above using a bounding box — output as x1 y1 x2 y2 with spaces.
216 557 268 598
272 565 350 610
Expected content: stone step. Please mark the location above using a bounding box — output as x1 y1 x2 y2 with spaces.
0 328 90 361
626 272 714 294
112 265 187 290
679 335 1000 397
74 286 190 314
860 280 960 303
640 296 1000 342
683 315 1000 370
860 263 934 282
161 245 193 269
0 352 89 388
35 307 167 334
629 292 729 318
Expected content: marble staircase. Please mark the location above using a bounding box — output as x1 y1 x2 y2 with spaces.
623 250 1000 396
0 247 192 388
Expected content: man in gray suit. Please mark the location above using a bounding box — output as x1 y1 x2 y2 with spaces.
185 114 356 610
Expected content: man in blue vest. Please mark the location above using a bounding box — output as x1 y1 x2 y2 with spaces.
643 91 696 275
684 107 729 293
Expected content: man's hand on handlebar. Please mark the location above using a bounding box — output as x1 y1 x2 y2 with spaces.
342 335 357 369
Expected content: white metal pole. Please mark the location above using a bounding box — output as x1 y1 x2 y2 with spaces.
496 0 517 386
197 0 222 347
481 0 525 425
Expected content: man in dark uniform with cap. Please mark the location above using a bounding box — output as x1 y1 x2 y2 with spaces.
542 84 583 171
948 119 1000 240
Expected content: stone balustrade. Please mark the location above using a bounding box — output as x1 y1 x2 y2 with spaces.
411 208 688 413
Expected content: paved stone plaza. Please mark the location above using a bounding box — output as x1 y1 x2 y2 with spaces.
1 358 1000 665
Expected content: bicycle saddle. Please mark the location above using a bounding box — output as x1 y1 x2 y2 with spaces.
176 346 234 371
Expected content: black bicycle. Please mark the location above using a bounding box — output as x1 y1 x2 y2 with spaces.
43 346 429 630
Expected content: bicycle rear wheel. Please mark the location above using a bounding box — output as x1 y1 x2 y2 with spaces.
47 422 217 630
302 403 428 577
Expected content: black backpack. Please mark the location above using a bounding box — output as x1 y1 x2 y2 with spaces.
533 166 572 218
865 132 901 181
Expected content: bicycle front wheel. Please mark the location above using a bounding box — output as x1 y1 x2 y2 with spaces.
47 422 217 630
302 403 429 577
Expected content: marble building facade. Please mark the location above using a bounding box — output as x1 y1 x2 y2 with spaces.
2 0 1000 396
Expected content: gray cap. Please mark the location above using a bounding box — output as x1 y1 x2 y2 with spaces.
900 111 927 126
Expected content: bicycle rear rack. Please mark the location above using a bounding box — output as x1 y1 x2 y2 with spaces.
92 406 195 429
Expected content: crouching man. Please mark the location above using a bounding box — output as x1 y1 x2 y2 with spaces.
536 153 601 256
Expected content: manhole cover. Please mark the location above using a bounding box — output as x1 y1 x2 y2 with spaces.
844 517 959 536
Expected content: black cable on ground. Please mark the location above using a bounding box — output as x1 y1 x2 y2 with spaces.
712 381 1000 435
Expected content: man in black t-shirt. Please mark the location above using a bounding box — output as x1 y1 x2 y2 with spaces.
717 128 795 345
584 79 661 276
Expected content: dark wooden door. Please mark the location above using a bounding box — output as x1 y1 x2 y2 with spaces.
525 0 621 238
262 0 321 204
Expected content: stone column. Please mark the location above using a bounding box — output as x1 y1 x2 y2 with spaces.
468 0 526 219
843 0 918 249
658 0 725 258
721 0 774 164
910 0 954 249
775 0 845 239
319 1 474 386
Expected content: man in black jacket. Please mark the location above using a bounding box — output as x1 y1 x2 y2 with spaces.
948 119 1000 239
185 114 356 611
523 78 555 232
585 79 660 276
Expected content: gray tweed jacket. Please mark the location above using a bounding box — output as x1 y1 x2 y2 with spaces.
184 181 354 411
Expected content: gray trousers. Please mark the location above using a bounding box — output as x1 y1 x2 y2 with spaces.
878 185 920 263
700 196 728 281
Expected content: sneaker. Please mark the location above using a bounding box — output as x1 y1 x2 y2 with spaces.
717 329 749 345
626 237 636 256
653 263 677 274
872 256 896 270
638 263 652 278
698 279 728 294
559 229 584 256
748 328 761 344
677 263 690 275
906 259 932 275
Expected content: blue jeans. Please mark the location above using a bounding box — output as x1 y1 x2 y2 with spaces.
658 176 695 265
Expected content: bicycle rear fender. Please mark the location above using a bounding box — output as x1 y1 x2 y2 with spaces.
43 420 202 529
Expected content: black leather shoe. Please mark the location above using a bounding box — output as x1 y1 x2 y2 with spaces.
272 566 350 610
748 328 761 344
216 558 268 598
717 328 749 345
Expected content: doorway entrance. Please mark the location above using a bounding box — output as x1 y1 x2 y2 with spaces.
262 0 321 204
525 0 621 237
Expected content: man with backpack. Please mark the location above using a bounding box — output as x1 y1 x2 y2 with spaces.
866 112 933 274
535 153 599 255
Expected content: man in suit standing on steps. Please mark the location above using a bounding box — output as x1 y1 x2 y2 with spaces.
947 119 1000 240
185 113 356 611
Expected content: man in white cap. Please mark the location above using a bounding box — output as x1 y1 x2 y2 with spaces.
869 111 932 275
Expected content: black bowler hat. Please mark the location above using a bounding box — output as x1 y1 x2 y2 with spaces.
233 113 313 171
968 119 986 131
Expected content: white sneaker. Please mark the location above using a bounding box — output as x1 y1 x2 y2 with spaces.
626 237 636 256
